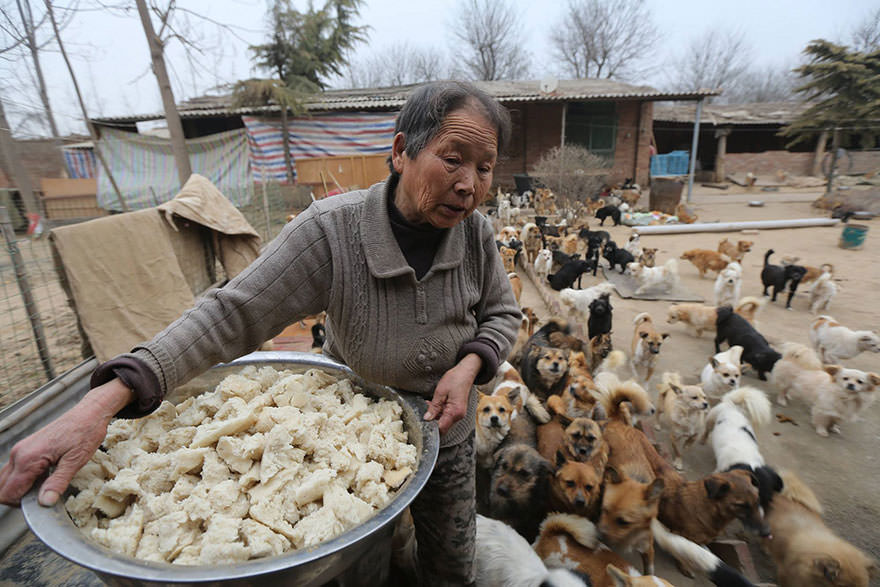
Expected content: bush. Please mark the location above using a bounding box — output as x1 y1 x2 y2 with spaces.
529 145 610 209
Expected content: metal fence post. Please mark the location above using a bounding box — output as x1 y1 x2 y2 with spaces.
0 207 55 382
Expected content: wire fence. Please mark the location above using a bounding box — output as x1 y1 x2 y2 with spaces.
0 181 312 410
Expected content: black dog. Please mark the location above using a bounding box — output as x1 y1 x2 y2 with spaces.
602 241 634 274
588 293 613 339
715 305 781 380
760 249 807 309
548 259 594 291
551 249 580 268
577 227 611 245
595 205 621 226
311 323 326 350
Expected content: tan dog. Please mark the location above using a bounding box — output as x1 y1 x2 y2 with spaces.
520 222 543 264
680 248 729 278
507 272 522 303
588 333 613 372
550 452 605 519
631 312 669 383
638 247 657 267
521 345 570 401
717 238 753 262
666 303 717 337
655 372 709 470
499 246 517 273
675 202 698 224
620 188 641 207
561 233 579 255
475 392 514 469
764 470 877 587
497 225 519 245
781 257 833 286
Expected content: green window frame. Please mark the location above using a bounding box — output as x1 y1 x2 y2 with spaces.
565 101 617 159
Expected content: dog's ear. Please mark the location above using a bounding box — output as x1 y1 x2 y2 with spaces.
869 373 880 387
605 466 623 485
710 357 719 368
729 345 744 364
669 383 682 395
867 556 879 578
704 477 732 500
506 386 520 404
823 365 842 377
605 564 630 587
661 333 670 340
640 331 649 339
555 449 567 469
645 478 665 502
814 557 841 582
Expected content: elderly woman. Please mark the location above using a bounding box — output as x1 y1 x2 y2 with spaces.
0 81 520 585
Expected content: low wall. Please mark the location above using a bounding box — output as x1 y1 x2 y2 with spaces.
724 150 880 177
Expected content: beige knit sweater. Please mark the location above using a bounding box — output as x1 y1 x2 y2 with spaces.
123 180 520 447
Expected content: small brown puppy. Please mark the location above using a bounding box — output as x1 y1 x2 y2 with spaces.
717 238 753 262
638 247 657 268
488 444 552 542
764 470 877 587
547 373 599 421
475 392 514 469
666 303 717 337
631 313 669 384
680 249 729 278
499 246 517 273
550 451 604 519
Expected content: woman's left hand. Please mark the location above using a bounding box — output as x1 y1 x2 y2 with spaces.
424 354 482 435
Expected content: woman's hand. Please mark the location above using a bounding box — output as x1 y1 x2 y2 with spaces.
0 378 134 507
424 353 482 435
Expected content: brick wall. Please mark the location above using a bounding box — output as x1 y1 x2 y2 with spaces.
0 138 66 189
724 151 814 176
609 101 652 187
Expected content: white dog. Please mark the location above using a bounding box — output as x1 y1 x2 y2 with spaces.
534 248 553 281
475 514 588 587
700 345 743 399
808 271 838 314
623 233 642 258
626 259 679 295
809 315 880 364
713 262 742 307
701 385 772 471
558 282 615 319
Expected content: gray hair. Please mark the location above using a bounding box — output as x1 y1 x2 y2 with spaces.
387 81 511 176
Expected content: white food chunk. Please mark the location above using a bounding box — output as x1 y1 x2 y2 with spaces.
291 505 344 549
90 503 145 556
190 412 257 448
241 518 290 559
294 468 337 506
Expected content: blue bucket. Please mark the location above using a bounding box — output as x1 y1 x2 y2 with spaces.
839 223 869 249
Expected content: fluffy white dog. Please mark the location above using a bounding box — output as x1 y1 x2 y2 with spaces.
558 282 615 319
475 514 588 587
809 271 838 314
623 233 642 258
700 345 743 399
713 262 742 307
626 258 679 295
701 386 772 471
809 315 880 364
534 248 553 281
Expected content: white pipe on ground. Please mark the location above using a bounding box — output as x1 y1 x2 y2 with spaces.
633 218 840 235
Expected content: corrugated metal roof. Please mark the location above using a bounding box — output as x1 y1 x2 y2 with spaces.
653 101 809 125
92 79 721 124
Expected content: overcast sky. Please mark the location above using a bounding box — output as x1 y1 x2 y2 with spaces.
1 0 876 137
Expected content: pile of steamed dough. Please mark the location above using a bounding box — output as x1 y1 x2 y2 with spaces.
65 366 417 565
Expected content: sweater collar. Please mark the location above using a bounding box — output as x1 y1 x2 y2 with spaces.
361 178 467 279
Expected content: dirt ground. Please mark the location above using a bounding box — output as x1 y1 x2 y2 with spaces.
517 188 880 586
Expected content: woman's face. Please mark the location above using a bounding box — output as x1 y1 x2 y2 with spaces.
392 104 498 229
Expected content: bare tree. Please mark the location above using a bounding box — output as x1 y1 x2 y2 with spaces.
344 43 451 88
720 63 799 104
13 0 57 137
667 28 751 96
451 0 530 81
852 6 880 52
551 0 659 80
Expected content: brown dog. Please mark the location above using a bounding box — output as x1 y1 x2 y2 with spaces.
680 249 729 278
638 247 657 268
666 303 717 337
475 392 514 469
550 451 605 519
588 333 613 372
507 272 522 303
717 238 753 262
631 312 669 384
764 470 877 587
521 223 543 264
488 444 552 542
499 246 517 273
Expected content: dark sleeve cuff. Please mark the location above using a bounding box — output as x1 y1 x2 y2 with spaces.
457 338 502 385
90 356 163 419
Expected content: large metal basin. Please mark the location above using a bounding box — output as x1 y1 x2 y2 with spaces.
21 351 439 586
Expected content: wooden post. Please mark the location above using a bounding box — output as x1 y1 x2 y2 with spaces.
714 128 731 183
0 206 55 382
812 129 830 177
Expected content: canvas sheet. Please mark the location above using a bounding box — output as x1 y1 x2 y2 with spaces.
600 267 704 302
96 128 251 211
243 112 396 184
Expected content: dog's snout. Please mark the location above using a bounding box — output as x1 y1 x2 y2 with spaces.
490 415 499 426
702 402 709 409
574 494 586 508
496 483 510 498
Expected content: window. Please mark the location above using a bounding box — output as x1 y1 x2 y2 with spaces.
565 102 617 159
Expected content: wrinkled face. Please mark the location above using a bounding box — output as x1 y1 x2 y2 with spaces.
564 418 604 459
489 445 550 514
536 348 569 384
552 460 601 515
477 395 512 431
392 104 498 228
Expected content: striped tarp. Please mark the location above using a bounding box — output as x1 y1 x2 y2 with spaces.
63 148 96 179
96 128 251 211
243 112 397 184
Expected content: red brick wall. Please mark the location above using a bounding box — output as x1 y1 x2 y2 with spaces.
494 100 653 190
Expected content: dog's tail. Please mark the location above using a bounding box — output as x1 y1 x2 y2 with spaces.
651 519 756 587
595 372 655 422
779 341 823 370
598 349 627 372
763 249 774 267
524 392 552 424
721 386 772 428
778 469 824 515
734 296 766 314
538 513 599 550
633 311 653 327
536 316 571 337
